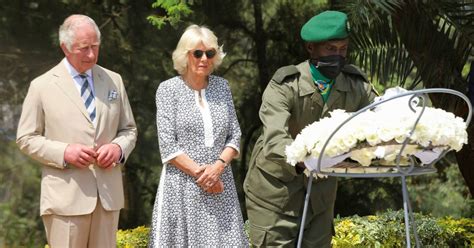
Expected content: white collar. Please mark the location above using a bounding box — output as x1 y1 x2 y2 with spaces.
62 58 92 78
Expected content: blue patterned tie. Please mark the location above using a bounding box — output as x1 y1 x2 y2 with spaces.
79 74 96 122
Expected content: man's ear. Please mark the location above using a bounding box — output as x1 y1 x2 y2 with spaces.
305 43 313 53
60 43 70 56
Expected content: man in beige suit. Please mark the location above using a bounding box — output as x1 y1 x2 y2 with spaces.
16 14 137 247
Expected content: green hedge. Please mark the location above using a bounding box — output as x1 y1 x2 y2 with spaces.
332 210 473 247
116 210 473 247
116 225 149 248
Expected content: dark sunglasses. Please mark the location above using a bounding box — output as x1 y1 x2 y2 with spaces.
191 49 217 59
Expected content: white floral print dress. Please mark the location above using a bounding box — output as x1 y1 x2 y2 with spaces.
149 75 248 247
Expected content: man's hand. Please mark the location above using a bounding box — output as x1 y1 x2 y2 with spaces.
64 144 97 169
96 143 122 169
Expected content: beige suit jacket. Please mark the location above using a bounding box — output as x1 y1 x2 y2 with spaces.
16 60 138 216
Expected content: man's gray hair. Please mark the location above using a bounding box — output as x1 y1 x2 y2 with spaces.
59 14 101 51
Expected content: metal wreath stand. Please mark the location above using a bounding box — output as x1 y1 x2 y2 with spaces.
296 88 472 248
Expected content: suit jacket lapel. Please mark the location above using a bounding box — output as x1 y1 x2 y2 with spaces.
52 62 92 123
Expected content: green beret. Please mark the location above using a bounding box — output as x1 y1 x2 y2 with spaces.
301 10 349 42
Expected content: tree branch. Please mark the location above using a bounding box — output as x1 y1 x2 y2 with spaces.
220 59 257 76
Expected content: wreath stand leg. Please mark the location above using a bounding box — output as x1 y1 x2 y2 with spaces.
401 175 421 248
297 174 422 248
297 172 314 248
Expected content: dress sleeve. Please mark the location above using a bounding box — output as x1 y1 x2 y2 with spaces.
156 81 184 163
223 79 242 154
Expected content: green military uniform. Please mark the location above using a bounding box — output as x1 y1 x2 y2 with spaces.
244 60 376 247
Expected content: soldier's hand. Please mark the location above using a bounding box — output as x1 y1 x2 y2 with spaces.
295 162 307 174
64 144 97 169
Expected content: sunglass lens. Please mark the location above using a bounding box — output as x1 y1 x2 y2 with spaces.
205 50 216 58
193 50 204 58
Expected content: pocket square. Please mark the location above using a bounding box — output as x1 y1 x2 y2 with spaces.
108 90 119 101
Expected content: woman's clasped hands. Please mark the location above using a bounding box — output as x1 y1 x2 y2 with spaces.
194 161 226 194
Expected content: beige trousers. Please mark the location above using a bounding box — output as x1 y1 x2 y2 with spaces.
42 199 120 248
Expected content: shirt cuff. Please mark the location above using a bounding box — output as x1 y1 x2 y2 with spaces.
118 152 125 163
113 142 125 163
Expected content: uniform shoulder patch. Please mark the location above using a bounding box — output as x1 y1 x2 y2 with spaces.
271 65 299 84
342 64 369 82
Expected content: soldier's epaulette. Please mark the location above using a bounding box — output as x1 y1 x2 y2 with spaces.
342 64 369 83
271 65 299 84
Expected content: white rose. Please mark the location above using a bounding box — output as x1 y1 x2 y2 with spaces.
350 147 376 166
285 139 308 165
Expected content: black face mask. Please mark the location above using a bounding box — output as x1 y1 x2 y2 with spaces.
310 55 346 79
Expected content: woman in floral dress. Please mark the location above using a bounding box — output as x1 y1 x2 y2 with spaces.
148 24 248 247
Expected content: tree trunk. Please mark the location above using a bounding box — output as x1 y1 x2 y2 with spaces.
252 0 269 91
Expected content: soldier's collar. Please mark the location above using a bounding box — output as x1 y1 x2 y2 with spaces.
298 61 350 96
298 61 317 96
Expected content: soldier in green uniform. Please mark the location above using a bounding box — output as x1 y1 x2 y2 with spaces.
244 10 377 247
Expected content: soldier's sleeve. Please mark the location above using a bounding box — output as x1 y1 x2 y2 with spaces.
258 66 300 178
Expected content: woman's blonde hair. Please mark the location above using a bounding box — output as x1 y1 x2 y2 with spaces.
172 24 226 75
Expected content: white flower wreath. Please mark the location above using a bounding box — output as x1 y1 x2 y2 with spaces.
285 87 468 170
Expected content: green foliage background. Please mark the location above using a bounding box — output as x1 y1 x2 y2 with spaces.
116 210 474 247
0 0 473 246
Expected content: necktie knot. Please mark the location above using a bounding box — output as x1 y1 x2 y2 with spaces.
79 74 89 83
